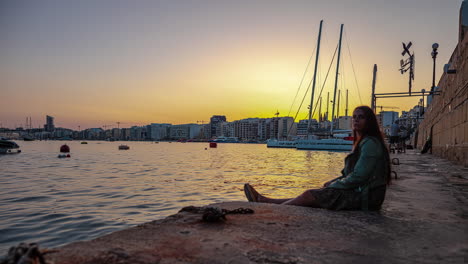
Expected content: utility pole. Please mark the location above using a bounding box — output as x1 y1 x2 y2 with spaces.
371 64 377 112
430 43 439 95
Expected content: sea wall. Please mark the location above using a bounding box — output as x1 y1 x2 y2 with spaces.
43 151 468 264
417 3 468 167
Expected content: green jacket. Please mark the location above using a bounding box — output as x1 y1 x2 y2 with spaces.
329 136 388 191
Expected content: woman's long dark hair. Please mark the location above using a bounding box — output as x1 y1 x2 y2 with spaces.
352 105 391 185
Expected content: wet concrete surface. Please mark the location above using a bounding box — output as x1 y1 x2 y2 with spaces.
44 150 468 264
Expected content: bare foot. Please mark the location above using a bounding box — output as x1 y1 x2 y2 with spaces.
244 183 261 202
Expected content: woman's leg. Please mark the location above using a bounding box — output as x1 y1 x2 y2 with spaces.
247 185 321 207
281 190 320 207
246 184 292 204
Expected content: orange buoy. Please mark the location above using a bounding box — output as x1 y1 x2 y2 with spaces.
60 144 70 153
209 142 217 148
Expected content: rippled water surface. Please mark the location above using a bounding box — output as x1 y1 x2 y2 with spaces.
0 141 346 251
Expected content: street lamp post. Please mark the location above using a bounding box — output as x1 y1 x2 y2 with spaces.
421 89 426 116
431 43 439 95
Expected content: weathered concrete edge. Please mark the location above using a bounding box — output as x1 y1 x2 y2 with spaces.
44 151 468 264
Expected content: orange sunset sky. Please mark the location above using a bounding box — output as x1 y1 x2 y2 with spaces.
0 0 464 129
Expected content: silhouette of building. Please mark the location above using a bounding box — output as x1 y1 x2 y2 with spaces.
210 115 226 138
44 115 55 132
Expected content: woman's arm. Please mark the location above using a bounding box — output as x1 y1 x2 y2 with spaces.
322 175 345 187
328 138 382 189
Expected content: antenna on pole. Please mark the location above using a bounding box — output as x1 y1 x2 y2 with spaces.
400 42 415 95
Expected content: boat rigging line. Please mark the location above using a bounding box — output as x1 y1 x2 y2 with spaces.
309 43 339 121
283 41 339 139
286 42 317 118
344 30 363 105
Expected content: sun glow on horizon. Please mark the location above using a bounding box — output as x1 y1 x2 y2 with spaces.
0 1 462 129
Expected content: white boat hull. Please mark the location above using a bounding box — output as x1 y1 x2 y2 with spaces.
296 138 353 151
266 140 297 148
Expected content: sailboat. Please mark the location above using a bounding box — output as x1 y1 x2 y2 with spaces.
296 23 353 151
267 20 325 149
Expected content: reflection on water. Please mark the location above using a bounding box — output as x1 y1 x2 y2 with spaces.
0 141 346 251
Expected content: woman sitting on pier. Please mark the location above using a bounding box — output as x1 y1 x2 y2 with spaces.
244 105 391 211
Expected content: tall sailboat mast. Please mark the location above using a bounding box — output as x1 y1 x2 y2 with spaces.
345 89 349 117
307 20 323 134
337 90 341 120
330 24 344 134
326 92 329 121
318 96 322 122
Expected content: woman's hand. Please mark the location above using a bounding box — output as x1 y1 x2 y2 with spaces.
322 179 334 187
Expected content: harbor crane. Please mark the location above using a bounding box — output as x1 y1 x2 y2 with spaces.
116 122 128 129
376 106 399 112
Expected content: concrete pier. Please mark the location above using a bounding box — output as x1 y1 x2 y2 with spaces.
45 150 468 264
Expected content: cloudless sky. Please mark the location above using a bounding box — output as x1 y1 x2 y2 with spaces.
0 0 464 129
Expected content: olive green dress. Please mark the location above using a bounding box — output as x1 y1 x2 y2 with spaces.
310 136 389 210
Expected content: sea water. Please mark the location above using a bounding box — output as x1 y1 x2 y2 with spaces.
0 141 346 252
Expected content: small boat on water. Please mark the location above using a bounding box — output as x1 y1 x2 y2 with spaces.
22 135 35 141
118 145 130 150
0 138 21 154
81 141 88 144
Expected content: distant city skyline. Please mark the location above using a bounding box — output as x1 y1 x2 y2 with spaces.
1 0 463 129
1 106 408 131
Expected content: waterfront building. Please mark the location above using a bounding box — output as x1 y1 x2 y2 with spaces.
202 124 211 139
44 115 55 132
130 126 147 141
53 128 73 139
221 121 235 138
210 115 226 138
120 128 131 140
257 119 269 141
84 128 103 140
168 124 203 140
417 1 467 166
234 118 260 141
319 120 331 130
188 124 204 139
380 111 399 136
170 124 190 140
111 128 120 140
297 119 318 138
337 116 351 130
148 123 171 140
269 117 295 140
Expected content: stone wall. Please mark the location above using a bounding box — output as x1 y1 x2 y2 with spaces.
417 3 468 167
